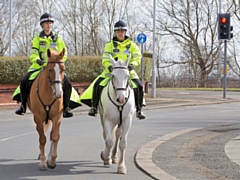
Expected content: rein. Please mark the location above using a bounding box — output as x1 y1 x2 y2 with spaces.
107 66 130 127
36 61 64 124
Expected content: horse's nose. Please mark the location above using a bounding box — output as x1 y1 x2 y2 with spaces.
117 96 125 104
54 91 63 99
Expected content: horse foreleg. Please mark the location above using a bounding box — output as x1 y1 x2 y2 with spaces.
47 119 61 169
101 123 113 165
36 120 47 170
117 124 131 174
111 126 121 164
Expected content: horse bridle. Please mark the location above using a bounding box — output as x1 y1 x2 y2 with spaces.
111 66 129 91
36 60 65 124
107 66 131 127
47 61 65 88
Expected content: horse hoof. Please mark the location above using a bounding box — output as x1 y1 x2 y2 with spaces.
117 166 126 174
47 160 56 169
38 164 47 171
100 151 112 165
111 155 118 164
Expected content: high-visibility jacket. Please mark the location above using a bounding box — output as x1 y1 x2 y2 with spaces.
28 31 67 72
100 36 141 79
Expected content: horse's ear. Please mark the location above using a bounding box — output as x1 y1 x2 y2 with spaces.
60 48 65 57
107 53 115 64
47 49 51 58
125 55 131 66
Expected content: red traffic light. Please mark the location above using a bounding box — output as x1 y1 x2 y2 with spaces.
220 17 227 24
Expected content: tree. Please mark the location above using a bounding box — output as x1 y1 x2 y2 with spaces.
140 0 222 87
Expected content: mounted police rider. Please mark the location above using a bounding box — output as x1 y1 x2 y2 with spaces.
15 13 73 118
88 20 146 119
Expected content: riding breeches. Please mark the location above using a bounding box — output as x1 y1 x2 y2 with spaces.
63 75 72 110
131 79 144 110
91 77 104 108
20 71 35 104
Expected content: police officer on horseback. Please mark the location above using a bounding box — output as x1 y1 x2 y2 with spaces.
88 20 146 119
15 13 73 118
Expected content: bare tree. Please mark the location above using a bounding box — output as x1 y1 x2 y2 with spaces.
226 1 240 78
2 0 148 57
140 0 227 87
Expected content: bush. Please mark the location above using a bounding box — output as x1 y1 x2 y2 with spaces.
0 56 152 84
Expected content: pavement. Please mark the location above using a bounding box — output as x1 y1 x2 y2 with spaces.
136 90 240 180
1 89 240 179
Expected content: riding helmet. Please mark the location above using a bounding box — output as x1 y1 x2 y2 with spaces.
114 20 127 31
40 13 54 25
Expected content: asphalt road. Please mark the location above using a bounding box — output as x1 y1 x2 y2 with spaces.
1 90 240 180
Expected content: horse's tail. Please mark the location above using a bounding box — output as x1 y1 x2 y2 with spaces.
43 120 52 133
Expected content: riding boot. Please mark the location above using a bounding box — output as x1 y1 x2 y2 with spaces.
15 92 27 115
136 91 146 120
88 78 104 117
88 86 103 117
133 80 146 120
63 76 73 118
15 72 32 115
136 106 146 120
88 99 99 117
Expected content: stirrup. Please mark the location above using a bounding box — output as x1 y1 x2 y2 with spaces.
88 107 97 117
137 111 146 120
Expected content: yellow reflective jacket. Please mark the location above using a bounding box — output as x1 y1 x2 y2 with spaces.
28 31 67 72
100 36 141 79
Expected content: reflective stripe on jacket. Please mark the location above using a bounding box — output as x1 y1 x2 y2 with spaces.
28 31 67 72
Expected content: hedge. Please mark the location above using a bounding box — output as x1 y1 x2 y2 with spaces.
0 55 152 84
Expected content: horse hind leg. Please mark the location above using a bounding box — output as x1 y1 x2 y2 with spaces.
47 120 60 169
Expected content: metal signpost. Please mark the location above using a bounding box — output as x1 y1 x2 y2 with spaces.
137 33 147 83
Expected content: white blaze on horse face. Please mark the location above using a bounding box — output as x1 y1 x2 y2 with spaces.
54 64 63 98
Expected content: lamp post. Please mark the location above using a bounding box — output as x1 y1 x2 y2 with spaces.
9 0 12 56
151 0 156 98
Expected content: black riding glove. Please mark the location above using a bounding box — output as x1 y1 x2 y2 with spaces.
108 65 113 72
128 64 134 71
36 59 44 66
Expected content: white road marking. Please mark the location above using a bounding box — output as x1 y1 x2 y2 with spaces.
0 132 35 142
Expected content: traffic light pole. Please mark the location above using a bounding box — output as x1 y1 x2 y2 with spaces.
223 40 227 98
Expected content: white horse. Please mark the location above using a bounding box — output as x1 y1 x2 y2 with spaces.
99 54 135 174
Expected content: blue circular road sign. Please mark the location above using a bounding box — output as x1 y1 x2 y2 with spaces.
137 33 147 44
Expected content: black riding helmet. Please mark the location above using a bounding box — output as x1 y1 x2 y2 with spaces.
114 20 127 31
40 13 54 26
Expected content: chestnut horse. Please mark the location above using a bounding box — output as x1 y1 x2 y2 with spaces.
28 48 65 170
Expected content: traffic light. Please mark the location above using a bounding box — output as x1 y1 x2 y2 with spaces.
218 13 231 40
